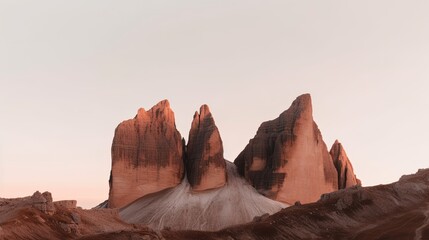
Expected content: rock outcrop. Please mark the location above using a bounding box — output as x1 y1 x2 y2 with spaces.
32 191 55 215
185 105 226 191
108 100 185 208
0 191 156 240
54 200 77 210
234 94 338 204
330 140 361 189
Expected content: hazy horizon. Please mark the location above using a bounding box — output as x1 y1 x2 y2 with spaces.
1 1 429 208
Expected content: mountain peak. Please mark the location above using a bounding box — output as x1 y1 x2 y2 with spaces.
186 104 226 191
329 140 361 189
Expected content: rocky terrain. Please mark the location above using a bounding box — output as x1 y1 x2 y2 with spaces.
0 191 157 240
5 93 427 239
3 168 429 239
164 168 429 240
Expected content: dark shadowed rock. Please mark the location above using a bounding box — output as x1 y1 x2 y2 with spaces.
186 105 226 191
330 140 361 189
108 100 185 208
234 94 338 204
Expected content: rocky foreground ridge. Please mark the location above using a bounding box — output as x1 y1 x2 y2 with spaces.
165 168 429 240
2 168 429 239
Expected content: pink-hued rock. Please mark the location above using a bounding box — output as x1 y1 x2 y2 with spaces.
108 100 185 208
329 140 361 189
234 94 338 204
31 191 55 215
186 105 226 191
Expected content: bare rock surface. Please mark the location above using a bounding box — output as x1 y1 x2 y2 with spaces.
119 162 286 231
1 191 144 240
32 191 55 215
330 140 361 189
234 94 338 204
108 100 185 208
54 200 77 210
186 105 226 191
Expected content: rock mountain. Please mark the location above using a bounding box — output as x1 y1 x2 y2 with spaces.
8 94 429 239
185 104 227 191
234 94 360 204
107 93 360 229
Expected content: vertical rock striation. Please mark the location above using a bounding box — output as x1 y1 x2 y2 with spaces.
234 94 338 204
186 105 226 191
330 140 361 189
108 100 185 208
107 95 360 210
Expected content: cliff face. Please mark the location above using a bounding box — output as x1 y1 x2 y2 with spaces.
186 105 226 191
108 100 185 208
108 95 359 209
234 94 338 204
330 140 361 189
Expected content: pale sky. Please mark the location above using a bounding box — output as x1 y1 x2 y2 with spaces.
1 1 429 208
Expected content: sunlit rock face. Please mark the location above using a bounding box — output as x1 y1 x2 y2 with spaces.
108 100 185 208
234 94 338 204
330 140 361 189
107 95 359 210
185 105 226 191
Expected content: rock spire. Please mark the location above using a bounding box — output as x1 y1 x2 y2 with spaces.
186 105 226 191
234 94 338 204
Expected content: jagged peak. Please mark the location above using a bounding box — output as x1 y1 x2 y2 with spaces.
193 104 212 118
134 99 176 127
199 104 211 118
329 140 360 189
288 93 313 114
154 99 170 108
191 104 215 130
330 140 347 159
